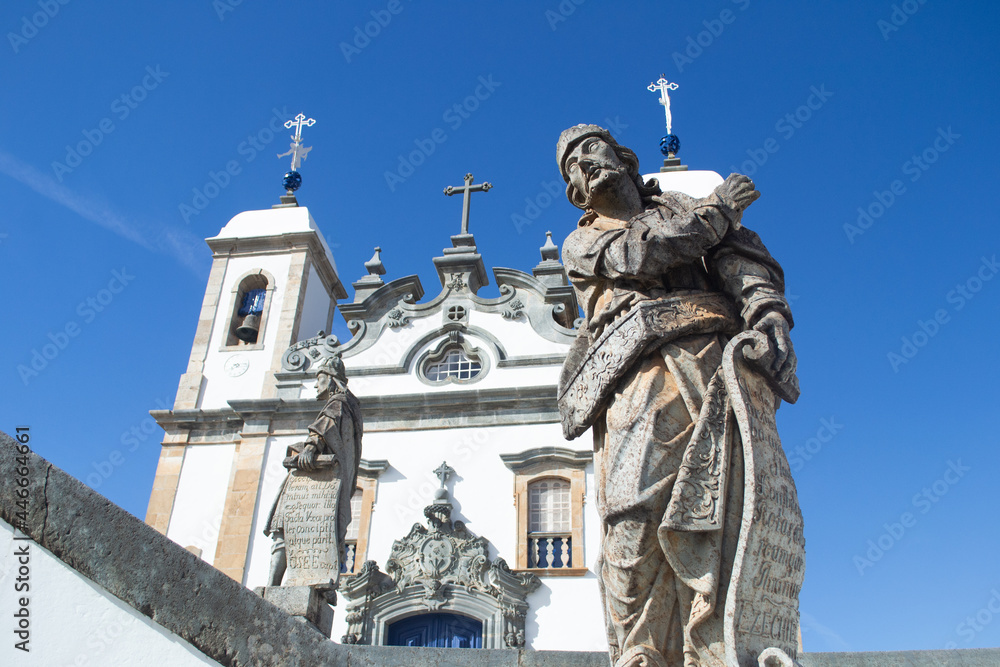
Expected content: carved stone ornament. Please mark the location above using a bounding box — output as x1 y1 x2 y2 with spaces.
338 470 540 648
281 331 342 373
446 274 467 291
385 307 410 329
558 293 739 439
500 298 525 320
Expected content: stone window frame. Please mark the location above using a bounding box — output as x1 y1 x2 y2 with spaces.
500 447 592 577
415 330 490 387
221 269 277 350
342 459 388 576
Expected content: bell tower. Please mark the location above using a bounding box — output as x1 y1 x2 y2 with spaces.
145 112 350 583
145 199 347 574
171 202 347 410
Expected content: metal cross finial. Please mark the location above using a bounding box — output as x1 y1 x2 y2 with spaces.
284 113 316 142
443 173 492 235
277 113 316 173
277 142 313 172
647 76 679 135
433 461 455 488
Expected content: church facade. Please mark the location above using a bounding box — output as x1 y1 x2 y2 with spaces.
144 192 615 649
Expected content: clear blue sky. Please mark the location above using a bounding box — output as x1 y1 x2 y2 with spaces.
2 0 998 654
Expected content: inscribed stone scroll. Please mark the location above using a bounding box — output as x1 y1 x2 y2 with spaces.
281 464 342 588
722 331 804 666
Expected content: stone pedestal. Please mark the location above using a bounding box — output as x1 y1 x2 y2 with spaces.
254 585 334 637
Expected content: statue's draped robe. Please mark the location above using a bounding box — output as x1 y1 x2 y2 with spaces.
561 190 791 667
265 389 364 573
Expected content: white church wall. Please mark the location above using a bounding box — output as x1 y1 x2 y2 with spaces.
320 421 604 646
199 253 291 410
342 328 564 400
466 310 570 358
298 263 331 341
244 434 302 589
526 575 607 651
524 457 606 650
166 444 236 565
0 519 223 666
355 424 519 567
346 362 562 400
345 314 440 369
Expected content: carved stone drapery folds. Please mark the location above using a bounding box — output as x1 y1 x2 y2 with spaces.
338 489 540 648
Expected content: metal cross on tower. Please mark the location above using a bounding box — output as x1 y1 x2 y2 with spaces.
443 173 492 235
647 76 679 135
277 113 316 172
433 461 455 489
277 142 312 172
285 113 316 142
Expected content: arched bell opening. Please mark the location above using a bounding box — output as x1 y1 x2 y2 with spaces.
225 270 275 348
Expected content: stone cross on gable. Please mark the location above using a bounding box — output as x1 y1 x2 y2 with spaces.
433 461 455 488
443 173 492 235
647 76 679 134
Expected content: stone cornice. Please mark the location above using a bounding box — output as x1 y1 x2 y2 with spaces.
500 446 593 473
152 385 561 435
207 230 347 300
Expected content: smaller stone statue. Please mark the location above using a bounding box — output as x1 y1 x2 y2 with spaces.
263 352 363 599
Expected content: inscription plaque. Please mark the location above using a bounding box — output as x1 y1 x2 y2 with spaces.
281 461 343 588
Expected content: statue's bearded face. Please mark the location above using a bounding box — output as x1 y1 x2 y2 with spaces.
564 137 630 208
316 371 332 399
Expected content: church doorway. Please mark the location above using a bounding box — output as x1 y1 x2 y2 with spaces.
386 612 483 648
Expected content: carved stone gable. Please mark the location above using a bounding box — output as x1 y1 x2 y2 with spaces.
339 464 540 648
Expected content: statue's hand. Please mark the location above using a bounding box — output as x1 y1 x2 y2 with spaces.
297 444 318 471
753 311 796 384
718 173 761 214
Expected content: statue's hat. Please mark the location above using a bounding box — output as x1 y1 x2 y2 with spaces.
317 353 346 383
556 124 619 182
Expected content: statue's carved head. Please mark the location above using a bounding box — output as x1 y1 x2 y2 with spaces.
316 353 347 398
557 124 660 212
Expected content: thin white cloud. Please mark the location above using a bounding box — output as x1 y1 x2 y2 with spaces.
0 149 203 272
800 610 852 652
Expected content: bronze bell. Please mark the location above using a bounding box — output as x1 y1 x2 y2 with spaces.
235 313 260 342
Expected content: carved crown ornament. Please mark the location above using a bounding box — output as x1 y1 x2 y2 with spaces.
338 463 540 648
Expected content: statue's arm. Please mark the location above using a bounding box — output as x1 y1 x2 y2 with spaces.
566 194 740 282
709 228 797 381
712 252 792 328
708 227 793 329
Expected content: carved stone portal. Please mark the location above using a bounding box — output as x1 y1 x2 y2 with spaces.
339 463 540 648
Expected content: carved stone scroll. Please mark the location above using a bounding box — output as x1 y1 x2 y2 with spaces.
722 331 804 667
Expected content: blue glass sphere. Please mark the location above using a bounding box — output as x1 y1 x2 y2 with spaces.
660 134 681 157
283 170 302 192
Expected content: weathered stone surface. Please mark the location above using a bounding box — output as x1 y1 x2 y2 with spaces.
555 124 800 666
263 351 363 591
254 585 334 636
0 430 349 667
723 331 805 665
281 466 343 587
